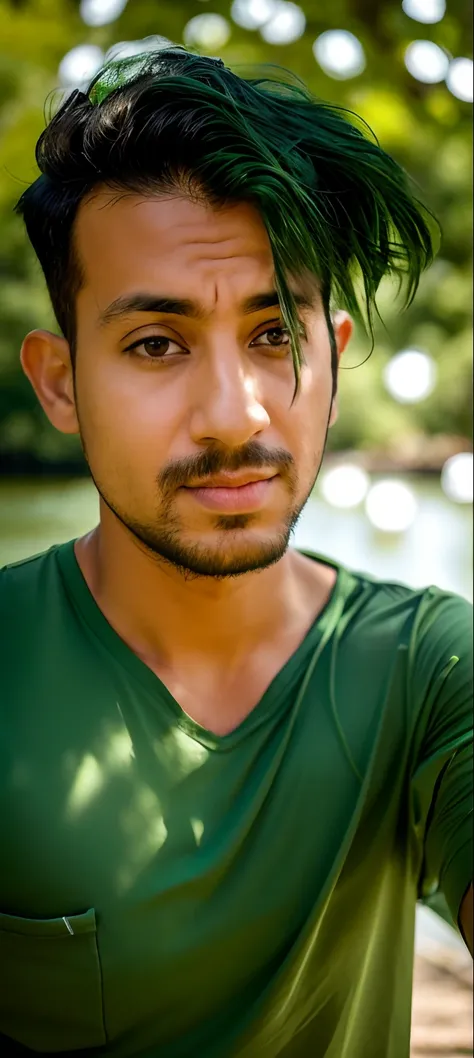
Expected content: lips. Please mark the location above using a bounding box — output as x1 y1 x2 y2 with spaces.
182 475 278 513
185 472 277 489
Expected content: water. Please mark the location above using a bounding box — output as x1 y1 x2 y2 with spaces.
0 473 471 956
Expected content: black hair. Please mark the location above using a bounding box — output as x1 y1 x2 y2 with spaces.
15 45 436 400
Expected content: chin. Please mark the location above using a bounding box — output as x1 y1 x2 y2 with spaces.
146 524 293 579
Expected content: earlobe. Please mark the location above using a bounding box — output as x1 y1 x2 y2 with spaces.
20 329 79 436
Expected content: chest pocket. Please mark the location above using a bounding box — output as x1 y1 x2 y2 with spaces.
0 907 106 1053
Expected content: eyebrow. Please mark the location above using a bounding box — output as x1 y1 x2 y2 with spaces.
97 289 318 328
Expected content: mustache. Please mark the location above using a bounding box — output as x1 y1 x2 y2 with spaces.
158 442 295 492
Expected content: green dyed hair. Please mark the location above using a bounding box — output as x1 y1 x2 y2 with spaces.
15 45 436 399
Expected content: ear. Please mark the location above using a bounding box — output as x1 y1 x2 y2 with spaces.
20 330 79 435
328 310 353 428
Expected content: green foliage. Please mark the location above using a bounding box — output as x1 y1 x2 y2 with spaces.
0 0 472 468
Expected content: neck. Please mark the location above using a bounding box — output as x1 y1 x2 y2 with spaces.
74 507 326 674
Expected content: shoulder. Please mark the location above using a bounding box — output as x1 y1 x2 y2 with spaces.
1 545 57 589
341 570 472 746
393 581 473 680
406 584 472 710
318 552 471 671
342 560 471 640
0 544 66 633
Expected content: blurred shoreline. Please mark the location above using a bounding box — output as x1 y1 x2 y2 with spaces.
0 434 472 479
412 907 473 1056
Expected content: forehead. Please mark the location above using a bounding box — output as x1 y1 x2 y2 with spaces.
74 191 276 308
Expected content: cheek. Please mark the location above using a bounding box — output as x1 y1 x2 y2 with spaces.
286 362 333 463
295 358 333 421
75 358 180 471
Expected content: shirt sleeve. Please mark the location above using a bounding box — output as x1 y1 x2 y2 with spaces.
409 588 473 926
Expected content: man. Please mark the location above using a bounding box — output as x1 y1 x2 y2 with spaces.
1 45 472 1058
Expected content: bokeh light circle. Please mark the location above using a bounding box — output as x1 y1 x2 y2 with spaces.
402 0 446 24
383 349 437 404
320 465 370 509
441 453 473 504
183 14 231 49
231 0 277 30
404 40 449 83
59 45 105 87
312 30 366 80
260 2 306 44
80 0 128 27
446 58 473 103
365 480 418 532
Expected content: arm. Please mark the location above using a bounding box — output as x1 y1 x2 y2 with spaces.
459 882 473 956
410 590 473 955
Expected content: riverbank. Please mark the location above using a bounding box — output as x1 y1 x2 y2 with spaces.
0 435 471 478
411 955 473 1056
411 907 472 1056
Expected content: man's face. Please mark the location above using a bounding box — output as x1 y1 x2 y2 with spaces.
70 192 351 578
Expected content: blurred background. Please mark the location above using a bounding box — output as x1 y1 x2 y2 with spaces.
0 1 472 1052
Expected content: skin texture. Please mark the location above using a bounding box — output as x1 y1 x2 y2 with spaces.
21 191 353 729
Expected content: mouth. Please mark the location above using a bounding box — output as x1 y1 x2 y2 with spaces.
185 472 278 489
182 474 279 513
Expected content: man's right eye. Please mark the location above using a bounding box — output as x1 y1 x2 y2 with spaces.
123 336 189 361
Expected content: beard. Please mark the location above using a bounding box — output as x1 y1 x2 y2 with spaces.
100 493 308 581
78 420 331 582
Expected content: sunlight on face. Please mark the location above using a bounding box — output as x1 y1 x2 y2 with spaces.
73 194 342 578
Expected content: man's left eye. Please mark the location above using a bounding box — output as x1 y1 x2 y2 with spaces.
251 328 290 348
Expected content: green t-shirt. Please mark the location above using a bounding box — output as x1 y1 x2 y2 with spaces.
0 540 472 1058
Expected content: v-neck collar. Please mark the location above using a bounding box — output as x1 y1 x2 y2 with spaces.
56 538 353 751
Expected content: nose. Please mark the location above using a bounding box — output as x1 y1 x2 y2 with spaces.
189 343 270 449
